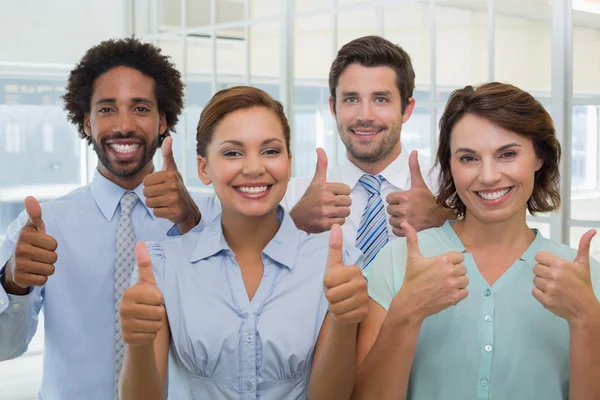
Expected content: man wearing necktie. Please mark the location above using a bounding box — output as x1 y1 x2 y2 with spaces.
283 36 453 266
0 38 220 399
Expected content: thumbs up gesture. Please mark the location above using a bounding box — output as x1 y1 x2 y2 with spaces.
143 136 200 234
120 243 166 346
3 197 58 295
322 225 368 325
386 150 446 237
389 222 468 324
533 230 599 324
289 148 352 234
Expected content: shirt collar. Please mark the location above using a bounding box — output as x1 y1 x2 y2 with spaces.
340 143 410 191
89 169 156 222
189 206 300 269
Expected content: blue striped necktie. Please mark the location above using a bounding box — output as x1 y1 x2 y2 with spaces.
356 174 388 267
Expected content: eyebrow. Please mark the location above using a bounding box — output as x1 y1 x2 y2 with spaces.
340 90 393 97
94 97 155 105
219 138 284 147
454 143 522 154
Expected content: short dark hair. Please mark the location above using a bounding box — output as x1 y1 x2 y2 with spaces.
436 82 561 218
63 37 184 145
196 86 291 157
328 35 415 113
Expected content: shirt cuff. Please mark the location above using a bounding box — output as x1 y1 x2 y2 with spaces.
0 279 34 315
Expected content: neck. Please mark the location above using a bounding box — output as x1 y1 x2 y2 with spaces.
452 208 534 250
97 161 154 190
347 143 401 175
221 207 281 256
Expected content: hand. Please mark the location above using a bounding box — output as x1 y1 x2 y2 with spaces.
3 197 58 295
289 148 351 234
533 230 599 325
120 242 166 346
323 225 368 325
387 150 445 237
389 222 468 325
143 136 200 234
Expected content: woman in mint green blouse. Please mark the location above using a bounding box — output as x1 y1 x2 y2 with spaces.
353 82 600 400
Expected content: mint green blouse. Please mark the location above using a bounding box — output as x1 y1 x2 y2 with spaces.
364 221 600 400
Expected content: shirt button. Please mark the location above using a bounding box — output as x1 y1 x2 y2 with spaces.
12 303 20 309
245 382 253 390
484 315 492 322
481 378 489 387
484 344 493 352
246 334 254 343
484 288 492 297
0 299 5 306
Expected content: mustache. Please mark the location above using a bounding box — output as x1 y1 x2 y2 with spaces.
347 122 388 131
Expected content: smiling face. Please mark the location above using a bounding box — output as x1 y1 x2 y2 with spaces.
84 66 166 187
197 106 291 219
450 114 543 225
331 63 415 172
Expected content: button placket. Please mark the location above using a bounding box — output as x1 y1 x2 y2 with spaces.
477 287 495 399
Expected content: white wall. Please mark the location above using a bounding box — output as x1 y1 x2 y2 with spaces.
0 0 126 64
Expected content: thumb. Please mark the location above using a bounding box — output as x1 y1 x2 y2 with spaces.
24 196 45 232
326 224 344 268
409 150 426 189
161 136 177 171
312 148 328 183
403 221 423 262
574 229 596 266
136 242 157 286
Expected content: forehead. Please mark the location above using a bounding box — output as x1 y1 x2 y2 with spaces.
336 64 399 97
91 66 156 101
450 114 534 150
212 106 285 143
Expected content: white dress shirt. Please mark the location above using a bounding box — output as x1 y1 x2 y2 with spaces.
281 144 439 247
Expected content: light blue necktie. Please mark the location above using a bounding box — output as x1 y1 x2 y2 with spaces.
356 174 388 267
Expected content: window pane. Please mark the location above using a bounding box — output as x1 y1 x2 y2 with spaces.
295 16 333 80
216 28 247 79
295 0 333 13
573 8 600 94
402 107 432 167
251 23 280 78
571 105 600 221
384 2 431 88
337 9 379 50
436 2 488 92
293 108 337 177
251 0 280 19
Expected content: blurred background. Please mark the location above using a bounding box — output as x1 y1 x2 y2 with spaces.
1 0 600 398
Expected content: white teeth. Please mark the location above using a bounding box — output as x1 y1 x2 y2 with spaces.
110 143 140 154
237 186 268 194
353 130 378 136
477 188 510 200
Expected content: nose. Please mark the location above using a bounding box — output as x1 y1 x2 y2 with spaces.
478 158 502 186
242 153 266 177
356 102 375 123
113 111 136 134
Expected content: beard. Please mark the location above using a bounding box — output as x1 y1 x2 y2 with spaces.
92 132 159 178
337 120 402 164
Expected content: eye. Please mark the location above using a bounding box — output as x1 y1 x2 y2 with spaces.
262 148 281 156
499 151 517 159
459 155 477 163
222 150 242 157
98 107 113 113
134 106 150 112
344 97 358 103
375 97 388 103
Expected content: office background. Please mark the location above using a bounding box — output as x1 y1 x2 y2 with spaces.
1 0 599 398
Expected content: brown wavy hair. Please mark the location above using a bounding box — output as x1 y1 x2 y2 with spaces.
435 82 561 218
196 86 291 157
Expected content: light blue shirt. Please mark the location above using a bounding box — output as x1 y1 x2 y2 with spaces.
364 221 600 400
0 170 220 400
137 207 363 400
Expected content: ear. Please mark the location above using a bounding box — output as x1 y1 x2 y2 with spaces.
287 153 293 182
329 96 336 118
535 156 544 172
159 112 167 135
83 114 91 137
197 155 212 185
401 97 416 123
